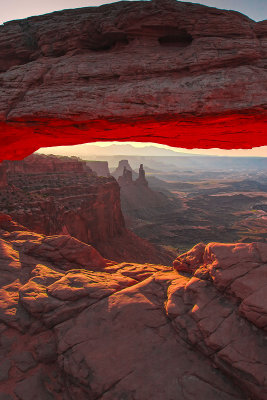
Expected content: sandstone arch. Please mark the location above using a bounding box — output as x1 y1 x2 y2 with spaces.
0 0 266 161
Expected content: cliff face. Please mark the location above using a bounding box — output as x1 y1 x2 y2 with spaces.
0 215 266 400
9 176 125 244
3 155 125 246
0 163 7 188
1 154 174 264
4 153 88 174
0 0 266 161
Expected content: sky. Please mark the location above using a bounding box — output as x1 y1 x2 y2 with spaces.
36 142 267 158
1 0 267 25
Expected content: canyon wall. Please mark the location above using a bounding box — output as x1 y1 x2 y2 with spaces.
0 163 7 188
9 176 125 245
4 154 88 174
0 0 266 161
3 154 125 247
1 154 173 264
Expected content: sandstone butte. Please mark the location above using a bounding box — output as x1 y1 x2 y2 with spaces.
0 0 266 161
0 214 266 399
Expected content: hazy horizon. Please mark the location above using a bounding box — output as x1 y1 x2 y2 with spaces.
35 142 267 158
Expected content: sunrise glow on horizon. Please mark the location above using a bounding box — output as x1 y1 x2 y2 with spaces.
36 142 267 158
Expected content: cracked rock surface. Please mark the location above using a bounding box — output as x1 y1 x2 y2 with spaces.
0 217 266 399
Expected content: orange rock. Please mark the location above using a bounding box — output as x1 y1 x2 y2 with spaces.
0 218 267 399
173 242 206 273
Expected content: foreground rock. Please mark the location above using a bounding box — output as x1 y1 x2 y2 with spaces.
0 0 267 160
0 216 266 399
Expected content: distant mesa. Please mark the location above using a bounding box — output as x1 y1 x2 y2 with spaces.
86 160 110 177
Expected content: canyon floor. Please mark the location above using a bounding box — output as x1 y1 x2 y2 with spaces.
122 165 267 253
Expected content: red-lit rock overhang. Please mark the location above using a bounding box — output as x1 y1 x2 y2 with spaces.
0 0 266 161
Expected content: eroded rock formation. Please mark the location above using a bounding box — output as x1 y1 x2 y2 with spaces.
117 162 176 222
118 166 133 186
117 163 147 187
135 164 148 186
0 0 266 161
113 160 136 180
0 215 266 399
0 154 173 264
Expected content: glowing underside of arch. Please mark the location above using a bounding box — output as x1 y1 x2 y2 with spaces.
1 111 266 161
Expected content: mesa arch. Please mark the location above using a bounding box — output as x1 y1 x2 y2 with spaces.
0 0 266 161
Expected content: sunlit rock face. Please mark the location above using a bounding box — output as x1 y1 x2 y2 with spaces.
0 215 266 399
0 0 266 160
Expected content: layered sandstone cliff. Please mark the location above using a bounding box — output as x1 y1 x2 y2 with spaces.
2 154 124 243
0 0 266 160
1 154 173 264
0 215 266 399
4 154 88 174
